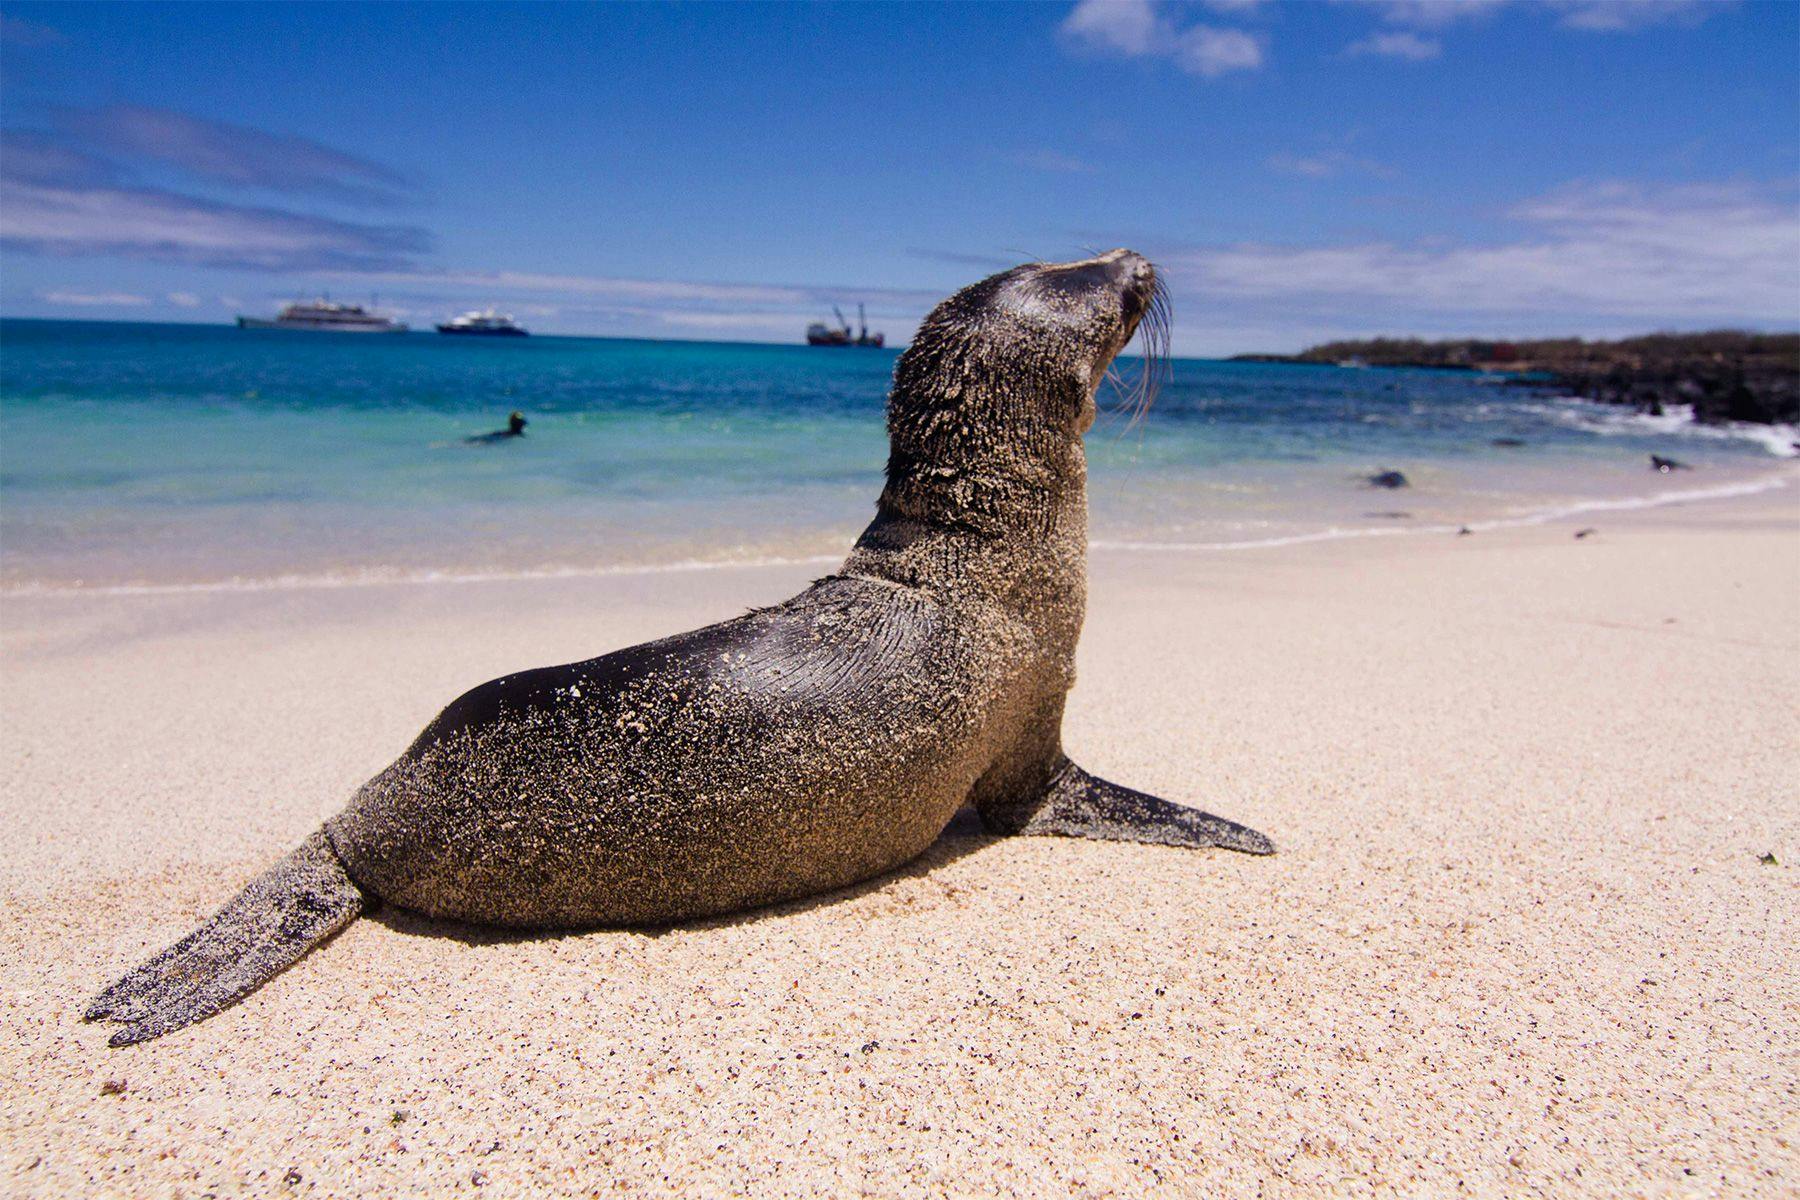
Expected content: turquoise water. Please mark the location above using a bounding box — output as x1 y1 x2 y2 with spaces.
2 319 1792 590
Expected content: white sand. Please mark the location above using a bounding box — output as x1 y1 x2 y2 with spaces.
2 488 1796 1198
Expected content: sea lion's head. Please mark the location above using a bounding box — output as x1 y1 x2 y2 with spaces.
894 249 1166 442
878 250 1167 532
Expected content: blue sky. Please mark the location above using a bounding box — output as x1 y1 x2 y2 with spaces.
1 0 1795 353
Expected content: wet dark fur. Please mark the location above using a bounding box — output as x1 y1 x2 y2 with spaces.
87 250 1272 1047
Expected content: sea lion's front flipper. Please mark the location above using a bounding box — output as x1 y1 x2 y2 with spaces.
985 759 1274 856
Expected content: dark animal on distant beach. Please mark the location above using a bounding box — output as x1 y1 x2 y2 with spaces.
1650 454 1689 472
1491 438 1526 448
1574 528 1597 539
1367 470 1409 489
466 411 528 443
86 250 1272 1047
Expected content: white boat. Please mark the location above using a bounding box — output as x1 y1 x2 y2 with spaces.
437 308 529 337
237 299 407 333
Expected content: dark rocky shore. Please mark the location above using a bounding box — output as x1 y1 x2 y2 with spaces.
1504 335 1799 427
1231 332 1800 427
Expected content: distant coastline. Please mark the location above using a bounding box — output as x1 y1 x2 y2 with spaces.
1229 331 1800 427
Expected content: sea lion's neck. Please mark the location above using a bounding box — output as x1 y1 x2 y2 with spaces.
841 430 1090 631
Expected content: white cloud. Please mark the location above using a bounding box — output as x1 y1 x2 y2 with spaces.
52 105 412 206
1177 26 1265 76
350 268 814 306
40 290 150 306
1550 1 1716 31
1062 0 1164 55
1266 154 1336 180
1344 0 1720 33
311 267 950 345
165 291 201 307
654 311 807 330
1167 181 1800 325
0 179 428 271
1354 0 1509 27
1346 30 1442 59
1267 150 1395 179
1061 1 1264 77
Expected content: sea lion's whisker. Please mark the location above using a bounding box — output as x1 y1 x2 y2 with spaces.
1105 276 1170 432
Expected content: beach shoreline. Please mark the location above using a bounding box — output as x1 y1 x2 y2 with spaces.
3 483 1795 1197
4 455 1794 597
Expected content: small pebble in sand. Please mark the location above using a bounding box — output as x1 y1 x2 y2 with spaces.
283 1168 302 1185
1759 852 1779 866
99 1080 126 1097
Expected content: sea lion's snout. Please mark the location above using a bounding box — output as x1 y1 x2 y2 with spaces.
1090 246 1154 286
1107 250 1158 331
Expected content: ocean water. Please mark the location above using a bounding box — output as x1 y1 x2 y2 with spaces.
1 319 1793 592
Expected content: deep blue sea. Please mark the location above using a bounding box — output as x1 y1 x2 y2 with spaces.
2 319 1792 591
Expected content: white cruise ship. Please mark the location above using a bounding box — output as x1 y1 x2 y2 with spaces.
436 308 529 337
237 299 407 333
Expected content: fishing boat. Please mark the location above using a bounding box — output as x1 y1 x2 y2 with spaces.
805 303 883 347
436 308 530 337
236 298 407 333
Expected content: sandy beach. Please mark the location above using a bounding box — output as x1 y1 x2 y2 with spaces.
2 484 1795 1198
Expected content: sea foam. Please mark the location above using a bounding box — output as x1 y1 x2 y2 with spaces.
1523 398 1798 459
9 471 1790 596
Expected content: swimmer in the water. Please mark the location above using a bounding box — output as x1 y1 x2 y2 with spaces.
465 411 527 444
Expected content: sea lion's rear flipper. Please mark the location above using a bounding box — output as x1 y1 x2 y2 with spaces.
984 759 1275 856
85 830 365 1046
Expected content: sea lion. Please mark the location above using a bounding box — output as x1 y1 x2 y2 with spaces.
86 250 1273 1047
465 411 527 443
1367 470 1409 489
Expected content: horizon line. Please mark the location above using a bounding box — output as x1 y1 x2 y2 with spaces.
6 314 1796 362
